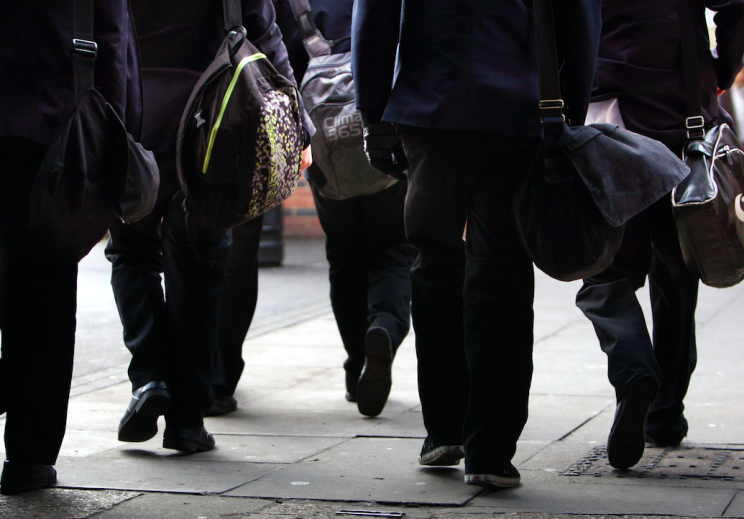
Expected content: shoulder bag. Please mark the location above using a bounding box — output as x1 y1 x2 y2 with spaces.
29 0 159 264
671 0 744 288
513 0 691 281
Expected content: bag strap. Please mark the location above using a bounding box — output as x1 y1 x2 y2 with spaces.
533 0 567 145
287 0 333 58
223 0 243 32
71 0 97 104
679 0 706 140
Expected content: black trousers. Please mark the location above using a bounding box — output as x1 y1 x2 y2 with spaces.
401 128 537 473
212 215 264 396
576 196 698 440
311 181 415 384
105 141 231 427
0 137 77 465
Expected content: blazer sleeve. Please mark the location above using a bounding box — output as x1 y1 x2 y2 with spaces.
243 0 315 142
351 0 403 121
554 0 602 126
93 0 131 127
706 0 744 90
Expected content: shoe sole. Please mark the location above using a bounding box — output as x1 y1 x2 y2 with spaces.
118 390 171 442
607 377 658 469
419 445 465 466
465 473 520 488
0 474 57 495
162 437 215 453
357 328 393 417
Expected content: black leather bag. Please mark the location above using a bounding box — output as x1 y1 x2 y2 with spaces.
29 0 159 264
673 124 744 287
514 0 690 282
669 0 744 288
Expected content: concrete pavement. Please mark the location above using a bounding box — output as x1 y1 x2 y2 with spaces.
1 237 744 519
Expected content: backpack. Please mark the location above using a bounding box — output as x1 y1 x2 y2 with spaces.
176 0 304 233
289 0 397 200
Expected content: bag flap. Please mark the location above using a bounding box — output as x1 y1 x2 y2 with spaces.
558 123 691 226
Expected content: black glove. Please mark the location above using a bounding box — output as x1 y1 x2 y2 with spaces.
361 119 409 181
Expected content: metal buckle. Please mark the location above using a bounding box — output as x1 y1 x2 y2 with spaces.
685 116 705 139
73 39 98 58
539 99 565 111
539 99 566 124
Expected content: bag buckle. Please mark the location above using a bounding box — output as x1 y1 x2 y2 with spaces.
686 116 705 139
539 99 566 124
73 39 98 58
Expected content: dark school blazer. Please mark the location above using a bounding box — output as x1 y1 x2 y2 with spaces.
592 0 744 151
351 0 602 137
0 0 142 144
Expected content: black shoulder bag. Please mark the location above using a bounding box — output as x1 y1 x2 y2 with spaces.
29 0 159 264
671 0 744 288
513 0 691 281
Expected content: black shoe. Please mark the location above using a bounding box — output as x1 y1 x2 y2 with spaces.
204 394 238 417
465 463 521 488
607 376 658 469
118 381 171 443
0 461 57 495
357 327 393 417
162 426 215 453
645 431 684 448
345 368 360 403
418 437 464 466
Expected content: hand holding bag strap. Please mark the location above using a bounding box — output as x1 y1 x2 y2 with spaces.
287 0 332 58
678 0 706 140
72 0 97 103
533 0 567 145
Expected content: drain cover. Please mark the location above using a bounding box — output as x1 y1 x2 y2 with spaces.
565 445 744 480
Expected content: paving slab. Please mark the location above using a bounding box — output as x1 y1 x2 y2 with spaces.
204 407 383 437
0 488 140 519
364 408 426 439
55 455 279 493
226 437 481 505
520 395 614 443
93 492 267 518
724 489 744 517
469 477 737 516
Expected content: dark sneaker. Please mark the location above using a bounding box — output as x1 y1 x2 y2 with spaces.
204 394 238 417
465 463 521 488
163 425 215 453
418 438 464 466
356 327 393 417
118 381 171 442
0 461 57 495
645 431 684 448
607 376 658 469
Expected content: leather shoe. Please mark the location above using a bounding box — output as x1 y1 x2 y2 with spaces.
607 376 658 469
118 381 171 442
163 426 215 453
204 394 238 417
0 461 57 495
356 327 393 417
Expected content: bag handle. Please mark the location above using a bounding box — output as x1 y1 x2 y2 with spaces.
71 0 97 104
287 0 333 58
678 0 707 140
533 0 567 145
